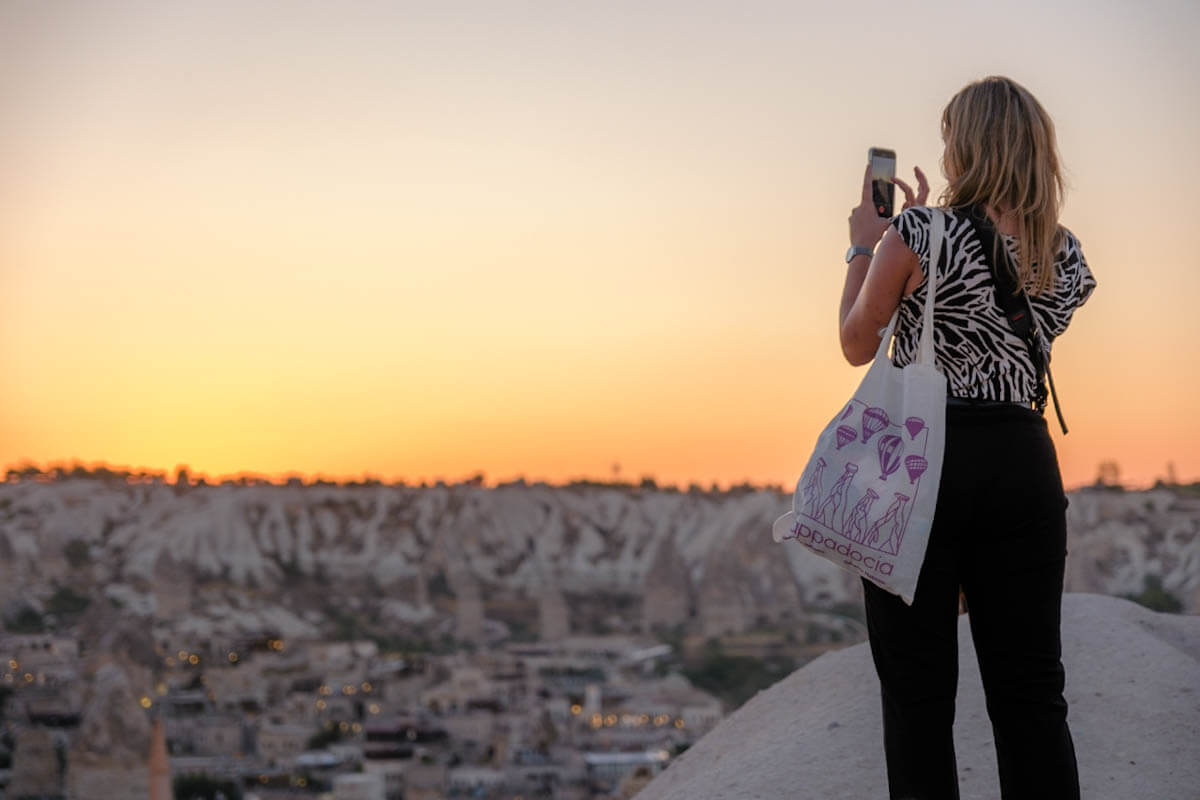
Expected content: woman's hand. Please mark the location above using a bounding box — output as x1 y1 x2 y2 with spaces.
840 162 927 365
894 165 929 213
847 163 930 248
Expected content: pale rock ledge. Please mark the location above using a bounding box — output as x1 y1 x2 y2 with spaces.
636 594 1200 800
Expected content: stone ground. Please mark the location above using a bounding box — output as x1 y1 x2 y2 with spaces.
636 594 1200 800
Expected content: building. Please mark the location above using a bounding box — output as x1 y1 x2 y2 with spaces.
447 765 507 795
192 713 247 757
6 726 64 798
419 665 495 713
256 721 313 765
583 750 669 792
333 772 386 800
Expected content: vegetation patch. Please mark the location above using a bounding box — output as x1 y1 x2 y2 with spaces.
1122 575 1184 614
682 639 797 711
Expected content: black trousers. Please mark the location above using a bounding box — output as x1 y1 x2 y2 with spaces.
861 403 1080 800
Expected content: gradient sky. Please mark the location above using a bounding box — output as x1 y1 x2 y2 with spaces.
2 0 1198 489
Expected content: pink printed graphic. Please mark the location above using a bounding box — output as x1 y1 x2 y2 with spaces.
802 457 827 517
816 463 858 529
794 398 935 560
845 488 880 543
861 407 889 443
905 455 928 484
835 425 856 450
865 492 910 555
877 434 903 481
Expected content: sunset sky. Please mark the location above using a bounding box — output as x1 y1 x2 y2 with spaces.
2 0 1198 490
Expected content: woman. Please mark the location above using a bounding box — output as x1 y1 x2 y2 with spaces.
840 76 1096 799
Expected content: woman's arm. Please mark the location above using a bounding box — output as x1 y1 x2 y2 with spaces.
838 163 928 366
839 229 919 365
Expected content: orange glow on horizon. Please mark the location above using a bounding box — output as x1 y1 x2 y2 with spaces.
2 2 1197 494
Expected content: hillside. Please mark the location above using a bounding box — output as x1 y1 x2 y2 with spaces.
0 480 1195 646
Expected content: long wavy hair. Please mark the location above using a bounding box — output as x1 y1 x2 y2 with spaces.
940 76 1064 296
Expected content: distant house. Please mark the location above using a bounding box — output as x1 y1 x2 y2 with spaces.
332 772 386 800
391 761 447 800
191 713 247 757
0 633 80 680
363 715 448 761
583 750 669 791
419 665 496 713
447 765 507 794
256 721 312 765
203 663 268 713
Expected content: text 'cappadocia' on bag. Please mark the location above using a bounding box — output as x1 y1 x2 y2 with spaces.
773 210 947 605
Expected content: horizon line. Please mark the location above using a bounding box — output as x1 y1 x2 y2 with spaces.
1 459 1184 495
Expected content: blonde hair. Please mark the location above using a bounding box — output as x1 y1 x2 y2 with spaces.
939 76 1064 296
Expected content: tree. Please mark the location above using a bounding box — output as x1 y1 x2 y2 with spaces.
306 723 344 750
5 606 46 634
46 586 91 616
64 539 91 568
1095 460 1121 488
173 773 243 800
1122 575 1184 614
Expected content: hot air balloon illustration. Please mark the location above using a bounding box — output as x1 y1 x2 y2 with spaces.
877 434 903 481
860 407 889 443
835 425 856 450
905 455 928 484
904 416 926 440
840 403 854 421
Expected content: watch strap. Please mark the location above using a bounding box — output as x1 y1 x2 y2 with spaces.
846 244 874 263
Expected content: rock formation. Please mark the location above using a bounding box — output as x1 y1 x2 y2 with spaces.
1 481 1196 649
7 725 64 797
538 575 570 641
65 657 153 800
641 534 692 631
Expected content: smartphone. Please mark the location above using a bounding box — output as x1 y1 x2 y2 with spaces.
868 147 896 217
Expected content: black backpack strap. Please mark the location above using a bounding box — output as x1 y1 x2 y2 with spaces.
962 205 1068 434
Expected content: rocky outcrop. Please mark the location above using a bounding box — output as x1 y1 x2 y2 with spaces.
1064 488 1200 609
642 534 692 631
66 656 153 800
635 594 1200 800
7 726 65 797
0 481 1196 646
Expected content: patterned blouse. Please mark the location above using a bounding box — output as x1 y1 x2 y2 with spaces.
890 206 1096 403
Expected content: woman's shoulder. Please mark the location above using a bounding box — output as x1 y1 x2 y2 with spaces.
1053 224 1095 304
890 206 935 253
1056 225 1085 259
890 206 966 264
892 205 942 229
892 205 970 234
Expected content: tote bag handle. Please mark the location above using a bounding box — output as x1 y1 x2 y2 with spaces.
873 209 944 366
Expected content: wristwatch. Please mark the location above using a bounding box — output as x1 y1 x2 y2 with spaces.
845 244 874 263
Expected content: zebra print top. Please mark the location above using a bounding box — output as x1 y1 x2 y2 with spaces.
890 206 1096 403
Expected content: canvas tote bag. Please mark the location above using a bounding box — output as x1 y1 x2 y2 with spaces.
773 210 947 604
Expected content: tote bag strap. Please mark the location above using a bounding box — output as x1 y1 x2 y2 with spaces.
872 208 945 365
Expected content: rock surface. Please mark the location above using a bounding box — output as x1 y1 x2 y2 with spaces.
636 594 1200 800
1 481 1197 647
